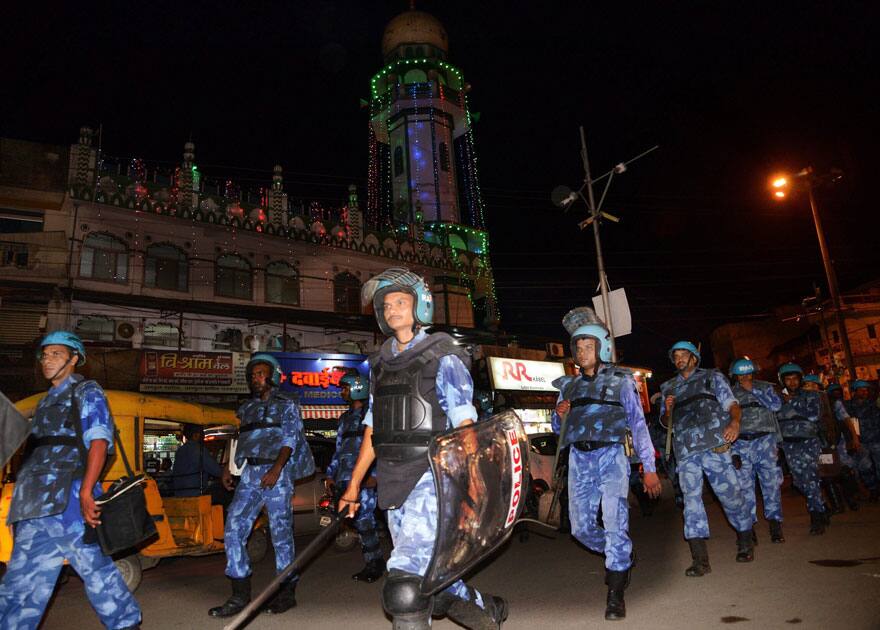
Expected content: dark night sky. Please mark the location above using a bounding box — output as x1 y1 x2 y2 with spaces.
3 1 877 378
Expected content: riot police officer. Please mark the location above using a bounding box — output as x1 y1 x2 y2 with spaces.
552 307 661 621
339 267 508 630
729 358 784 543
325 373 386 582
844 380 880 501
776 363 828 534
659 341 753 576
209 353 314 618
0 331 142 629
828 383 868 509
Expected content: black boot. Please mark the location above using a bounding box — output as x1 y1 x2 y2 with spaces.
445 593 509 629
736 530 754 562
264 579 297 615
208 576 251 618
823 481 845 514
809 511 826 535
352 558 387 583
768 519 785 543
685 538 711 577
604 567 630 621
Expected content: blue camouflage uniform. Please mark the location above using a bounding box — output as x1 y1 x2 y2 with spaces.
777 389 826 513
731 381 784 524
326 405 382 564
363 330 486 610
0 375 141 630
552 367 656 571
844 397 880 483
224 388 313 580
660 369 752 539
833 399 878 490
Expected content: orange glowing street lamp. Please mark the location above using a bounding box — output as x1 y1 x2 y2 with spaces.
768 167 855 380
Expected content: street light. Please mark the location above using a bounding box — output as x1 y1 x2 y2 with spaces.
769 167 856 381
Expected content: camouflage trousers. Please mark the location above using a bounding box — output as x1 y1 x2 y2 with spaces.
678 449 752 539
780 438 826 513
338 481 383 563
731 434 783 523
386 469 485 609
839 437 880 490
0 515 141 630
567 444 633 571
225 464 295 579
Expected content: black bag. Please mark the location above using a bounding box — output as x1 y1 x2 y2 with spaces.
71 389 157 555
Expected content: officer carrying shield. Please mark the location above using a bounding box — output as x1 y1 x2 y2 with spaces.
659 341 753 577
729 358 785 543
776 363 829 534
209 352 314 618
325 373 386 583
552 307 661 621
843 380 880 501
339 267 508 630
0 331 142 629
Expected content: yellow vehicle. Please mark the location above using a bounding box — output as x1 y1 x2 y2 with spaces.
0 390 271 591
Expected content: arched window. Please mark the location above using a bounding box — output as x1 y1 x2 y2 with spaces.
439 142 451 172
79 232 128 282
333 272 361 314
394 146 405 177
215 254 252 299
265 261 300 306
144 243 188 292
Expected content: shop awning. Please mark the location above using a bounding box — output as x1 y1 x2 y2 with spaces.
301 404 348 420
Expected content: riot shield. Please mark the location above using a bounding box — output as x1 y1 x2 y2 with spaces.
0 391 30 469
422 409 529 595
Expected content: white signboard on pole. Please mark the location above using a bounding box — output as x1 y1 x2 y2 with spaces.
593 288 632 337
487 357 566 392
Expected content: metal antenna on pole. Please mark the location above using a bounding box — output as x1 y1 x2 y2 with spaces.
552 128 658 364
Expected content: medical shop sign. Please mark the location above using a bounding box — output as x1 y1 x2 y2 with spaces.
487 357 565 392
271 352 369 405
139 350 249 393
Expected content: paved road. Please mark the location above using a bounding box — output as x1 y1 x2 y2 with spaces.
37 483 880 629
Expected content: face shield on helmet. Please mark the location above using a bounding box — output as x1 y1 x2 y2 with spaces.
361 267 433 336
246 353 283 387
340 374 369 400
562 307 612 364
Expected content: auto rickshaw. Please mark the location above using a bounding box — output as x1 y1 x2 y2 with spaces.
0 391 271 591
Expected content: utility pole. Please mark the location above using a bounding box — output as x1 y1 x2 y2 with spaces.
805 172 857 381
553 128 658 363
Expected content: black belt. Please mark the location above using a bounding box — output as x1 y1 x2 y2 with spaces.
34 436 79 447
340 430 364 440
737 432 771 441
675 393 718 409
783 436 812 443
239 422 281 434
246 457 276 465
572 440 616 452
739 402 763 410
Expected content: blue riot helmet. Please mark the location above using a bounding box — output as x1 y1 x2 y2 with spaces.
827 383 842 395
803 374 822 386
852 379 871 391
340 373 369 400
562 307 612 363
668 341 701 366
777 362 803 386
361 267 433 336
38 330 87 366
246 352 283 387
729 357 756 377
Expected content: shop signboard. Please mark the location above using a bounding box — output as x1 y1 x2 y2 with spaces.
487 357 566 392
270 352 369 406
139 350 249 393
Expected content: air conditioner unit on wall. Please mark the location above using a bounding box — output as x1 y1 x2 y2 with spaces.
547 342 565 358
115 320 137 341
